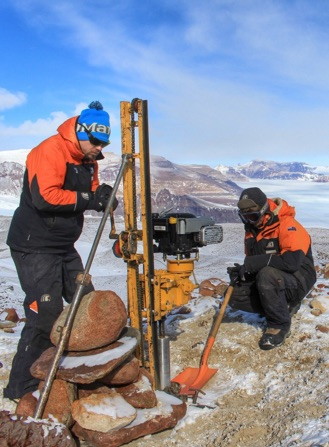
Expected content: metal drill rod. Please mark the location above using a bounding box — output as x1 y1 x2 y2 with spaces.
34 154 129 419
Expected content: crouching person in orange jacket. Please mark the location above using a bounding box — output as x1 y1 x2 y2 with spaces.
227 187 316 350
4 101 118 400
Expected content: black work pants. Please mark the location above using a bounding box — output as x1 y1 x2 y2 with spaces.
229 266 309 331
3 248 94 400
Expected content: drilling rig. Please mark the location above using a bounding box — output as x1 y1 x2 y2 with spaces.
112 99 223 390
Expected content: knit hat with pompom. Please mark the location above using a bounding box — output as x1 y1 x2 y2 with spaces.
76 101 111 143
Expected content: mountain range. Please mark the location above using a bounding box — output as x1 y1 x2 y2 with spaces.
215 159 329 181
0 149 328 222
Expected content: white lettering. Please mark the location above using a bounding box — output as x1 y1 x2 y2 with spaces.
77 122 111 135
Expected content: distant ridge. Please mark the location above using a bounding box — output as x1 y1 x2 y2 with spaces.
215 159 329 181
1 150 328 220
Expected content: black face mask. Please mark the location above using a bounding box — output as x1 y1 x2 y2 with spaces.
238 202 269 226
238 210 262 224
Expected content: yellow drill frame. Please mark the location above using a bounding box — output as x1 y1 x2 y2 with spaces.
119 99 198 388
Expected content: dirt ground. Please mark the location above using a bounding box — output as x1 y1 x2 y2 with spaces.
120 300 328 447
0 220 328 447
109 226 329 447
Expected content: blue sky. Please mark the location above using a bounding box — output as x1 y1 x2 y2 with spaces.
1 0 329 166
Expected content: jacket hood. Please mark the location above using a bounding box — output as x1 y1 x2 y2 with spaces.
269 198 296 219
57 116 84 160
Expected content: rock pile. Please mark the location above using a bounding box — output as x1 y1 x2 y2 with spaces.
199 278 228 297
0 411 76 447
13 290 187 447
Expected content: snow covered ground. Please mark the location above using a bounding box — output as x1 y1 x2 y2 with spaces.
0 215 328 447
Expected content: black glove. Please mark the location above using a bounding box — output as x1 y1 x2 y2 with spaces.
227 263 246 283
87 184 118 212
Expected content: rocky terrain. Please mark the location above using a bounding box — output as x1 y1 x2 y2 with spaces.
0 217 328 447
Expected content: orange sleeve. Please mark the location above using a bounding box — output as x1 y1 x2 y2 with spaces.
279 217 311 255
27 139 77 210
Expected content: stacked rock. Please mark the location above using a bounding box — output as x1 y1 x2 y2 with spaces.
16 290 187 447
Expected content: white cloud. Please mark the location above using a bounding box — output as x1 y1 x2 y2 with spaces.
4 0 329 164
73 102 88 116
0 111 68 136
0 87 27 111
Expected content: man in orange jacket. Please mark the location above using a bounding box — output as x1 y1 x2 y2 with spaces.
228 187 316 350
4 101 118 400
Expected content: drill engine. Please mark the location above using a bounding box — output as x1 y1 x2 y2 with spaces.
152 212 223 258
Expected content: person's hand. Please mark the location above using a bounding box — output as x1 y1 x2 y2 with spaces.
227 263 246 283
87 184 118 212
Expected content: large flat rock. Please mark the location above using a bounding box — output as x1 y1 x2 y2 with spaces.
72 391 137 433
31 327 140 384
72 391 187 447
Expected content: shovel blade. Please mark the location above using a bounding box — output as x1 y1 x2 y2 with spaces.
171 366 218 396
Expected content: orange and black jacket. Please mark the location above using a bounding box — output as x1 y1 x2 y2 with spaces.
7 117 101 253
243 198 316 293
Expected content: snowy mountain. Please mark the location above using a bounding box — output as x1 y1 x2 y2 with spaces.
2 149 329 222
0 150 242 223
215 159 329 181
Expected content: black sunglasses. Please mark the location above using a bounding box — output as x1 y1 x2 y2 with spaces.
80 124 110 148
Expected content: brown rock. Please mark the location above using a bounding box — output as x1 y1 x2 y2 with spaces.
298 334 312 342
16 379 76 426
170 306 191 315
100 356 140 386
15 391 37 418
310 299 327 314
0 321 16 330
72 390 187 447
116 368 157 408
31 327 140 384
3 308 19 323
78 383 112 399
324 263 329 279
50 290 127 351
199 278 227 297
71 391 137 433
316 325 329 333
199 279 217 297
0 410 76 447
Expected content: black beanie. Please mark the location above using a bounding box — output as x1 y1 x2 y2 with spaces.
237 187 267 210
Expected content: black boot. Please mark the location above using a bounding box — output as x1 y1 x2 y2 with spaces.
259 327 291 350
288 301 301 316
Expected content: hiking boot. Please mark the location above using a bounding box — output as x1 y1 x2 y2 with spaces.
259 327 291 350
